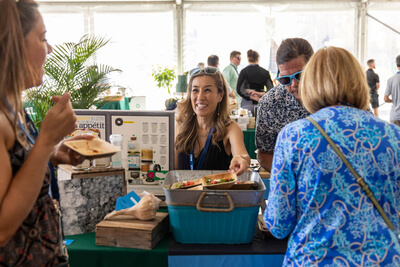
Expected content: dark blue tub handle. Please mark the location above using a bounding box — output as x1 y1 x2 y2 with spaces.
196 192 234 213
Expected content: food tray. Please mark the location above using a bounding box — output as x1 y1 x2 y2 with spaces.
164 171 265 206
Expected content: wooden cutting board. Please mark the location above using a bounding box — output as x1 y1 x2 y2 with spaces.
96 212 169 250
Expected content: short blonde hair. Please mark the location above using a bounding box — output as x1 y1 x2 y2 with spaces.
300 46 370 113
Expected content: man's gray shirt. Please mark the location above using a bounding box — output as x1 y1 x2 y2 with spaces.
385 73 400 121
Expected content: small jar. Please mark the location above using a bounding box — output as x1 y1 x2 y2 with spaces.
72 159 91 171
93 157 110 170
141 146 153 161
110 134 123 169
141 161 151 172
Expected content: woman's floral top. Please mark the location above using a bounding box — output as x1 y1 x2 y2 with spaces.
265 106 400 266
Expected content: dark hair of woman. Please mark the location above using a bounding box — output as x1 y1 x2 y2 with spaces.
247 49 259 63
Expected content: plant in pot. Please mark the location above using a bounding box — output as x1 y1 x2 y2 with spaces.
151 66 178 109
176 71 188 93
25 35 120 130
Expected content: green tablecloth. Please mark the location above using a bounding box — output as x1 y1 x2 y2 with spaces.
65 232 169 267
243 129 256 159
99 97 130 110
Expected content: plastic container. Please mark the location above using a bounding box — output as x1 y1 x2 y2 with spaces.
164 170 265 244
168 205 259 244
238 123 247 131
92 157 110 169
109 134 123 168
127 137 140 170
262 178 270 200
72 159 91 171
237 116 249 125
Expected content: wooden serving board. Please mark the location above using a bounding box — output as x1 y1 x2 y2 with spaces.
95 212 169 250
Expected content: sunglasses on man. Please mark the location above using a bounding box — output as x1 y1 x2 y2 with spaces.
276 70 302 86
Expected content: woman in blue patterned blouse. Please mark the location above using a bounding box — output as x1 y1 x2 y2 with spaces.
264 46 400 266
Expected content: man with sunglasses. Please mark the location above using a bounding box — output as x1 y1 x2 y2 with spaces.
223 51 242 104
256 38 313 172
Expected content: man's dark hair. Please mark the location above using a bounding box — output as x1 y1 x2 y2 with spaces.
367 59 375 65
276 38 314 66
396 55 400 67
230 51 241 59
207 55 219 67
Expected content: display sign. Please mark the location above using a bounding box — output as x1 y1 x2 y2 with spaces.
73 110 175 171
111 115 170 172
74 115 106 140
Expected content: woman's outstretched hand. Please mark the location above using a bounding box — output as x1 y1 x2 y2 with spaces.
229 155 250 176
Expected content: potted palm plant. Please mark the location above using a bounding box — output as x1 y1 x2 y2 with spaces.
26 35 120 129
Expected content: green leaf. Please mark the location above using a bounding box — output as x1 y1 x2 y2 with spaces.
25 35 121 131
151 66 176 94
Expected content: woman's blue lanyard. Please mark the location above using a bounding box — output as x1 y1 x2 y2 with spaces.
190 129 213 170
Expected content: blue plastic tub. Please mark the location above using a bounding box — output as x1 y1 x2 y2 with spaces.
164 171 265 244
262 178 270 200
168 205 259 244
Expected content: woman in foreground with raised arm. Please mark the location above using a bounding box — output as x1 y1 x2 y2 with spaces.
0 0 93 265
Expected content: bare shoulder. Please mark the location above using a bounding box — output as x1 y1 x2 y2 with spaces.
0 111 14 150
226 121 243 136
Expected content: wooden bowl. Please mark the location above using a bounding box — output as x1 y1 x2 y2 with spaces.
201 172 237 190
64 139 120 159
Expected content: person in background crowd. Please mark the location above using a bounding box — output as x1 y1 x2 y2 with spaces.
265 46 400 266
223 51 242 104
207 54 235 100
237 49 273 114
366 59 380 117
197 62 205 69
384 55 400 127
256 38 313 172
174 67 250 175
207 55 219 69
0 0 93 265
